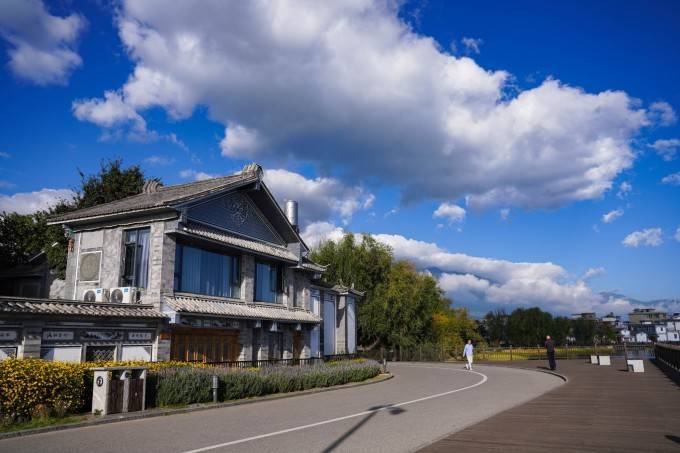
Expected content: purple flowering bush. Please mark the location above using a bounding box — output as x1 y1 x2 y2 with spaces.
152 359 381 407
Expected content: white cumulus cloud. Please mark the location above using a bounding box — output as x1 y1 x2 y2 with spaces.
0 188 75 214
675 226 680 243
0 0 85 85
649 138 679 161
662 172 680 185
264 169 373 226
617 181 632 198
179 169 218 181
622 228 663 248
433 202 466 225
71 0 668 211
602 208 624 224
304 222 634 315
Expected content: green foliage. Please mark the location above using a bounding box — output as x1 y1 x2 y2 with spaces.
311 233 473 350
153 368 213 406
150 361 382 407
482 307 617 346
0 159 150 280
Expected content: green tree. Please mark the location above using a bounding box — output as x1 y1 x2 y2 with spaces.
507 307 554 346
572 318 597 345
0 159 150 280
310 233 392 347
482 309 509 345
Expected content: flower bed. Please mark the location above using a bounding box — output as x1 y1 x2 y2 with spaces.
0 358 381 426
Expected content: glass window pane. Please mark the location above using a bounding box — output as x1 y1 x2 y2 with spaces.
125 230 137 243
123 244 136 285
256 262 275 303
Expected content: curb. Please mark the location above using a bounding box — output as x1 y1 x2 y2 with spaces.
0 373 393 440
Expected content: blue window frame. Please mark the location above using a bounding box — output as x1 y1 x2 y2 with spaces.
255 260 283 303
174 244 240 298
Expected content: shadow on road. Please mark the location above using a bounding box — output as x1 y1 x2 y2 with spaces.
322 404 406 452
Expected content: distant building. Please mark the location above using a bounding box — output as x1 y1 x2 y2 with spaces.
629 308 667 325
572 312 597 321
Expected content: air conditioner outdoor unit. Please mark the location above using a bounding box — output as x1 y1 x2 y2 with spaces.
83 288 109 302
109 287 138 304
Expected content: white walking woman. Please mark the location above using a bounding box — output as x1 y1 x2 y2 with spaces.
463 339 474 370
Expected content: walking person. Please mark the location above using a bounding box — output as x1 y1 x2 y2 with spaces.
545 335 556 371
463 339 474 370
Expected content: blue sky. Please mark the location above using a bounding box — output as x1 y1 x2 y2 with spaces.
0 0 678 317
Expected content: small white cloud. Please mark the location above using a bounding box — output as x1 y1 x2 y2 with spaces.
499 208 510 220
581 267 605 280
0 152 10 158
602 208 624 224
384 208 399 218
433 202 466 225
622 228 663 248
179 169 218 181
649 138 680 161
617 181 632 198
649 101 677 126
461 37 483 54
0 188 75 214
73 90 147 131
0 181 16 189
143 155 175 166
0 0 85 85
675 226 680 242
661 172 680 185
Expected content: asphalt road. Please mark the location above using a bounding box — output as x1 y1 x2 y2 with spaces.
0 363 563 453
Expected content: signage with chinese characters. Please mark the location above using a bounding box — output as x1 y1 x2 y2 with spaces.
81 331 124 341
0 330 17 341
128 332 153 341
42 331 74 341
226 320 240 330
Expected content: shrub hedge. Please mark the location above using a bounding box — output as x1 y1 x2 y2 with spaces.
151 359 382 407
0 359 381 424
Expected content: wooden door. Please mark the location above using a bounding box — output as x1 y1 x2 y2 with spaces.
107 380 124 414
293 331 303 360
170 328 241 363
127 378 144 412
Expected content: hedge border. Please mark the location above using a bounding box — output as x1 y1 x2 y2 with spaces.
0 373 392 440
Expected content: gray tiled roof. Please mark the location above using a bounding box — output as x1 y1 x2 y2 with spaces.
180 222 299 262
0 296 166 318
299 258 326 273
50 171 257 223
164 294 321 323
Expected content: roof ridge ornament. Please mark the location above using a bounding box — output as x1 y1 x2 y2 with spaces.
142 179 163 194
241 162 263 180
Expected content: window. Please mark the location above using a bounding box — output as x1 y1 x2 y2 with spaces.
255 260 283 303
122 228 150 288
174 244 240 298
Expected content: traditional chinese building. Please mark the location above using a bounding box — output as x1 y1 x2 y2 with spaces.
0 163 358 363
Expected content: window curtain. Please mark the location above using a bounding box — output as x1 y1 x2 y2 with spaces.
135 228 150 288
178 244 236 298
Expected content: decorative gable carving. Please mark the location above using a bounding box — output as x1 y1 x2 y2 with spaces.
187 192 285 245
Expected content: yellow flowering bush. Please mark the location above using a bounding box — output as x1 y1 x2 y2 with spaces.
0 359 209 424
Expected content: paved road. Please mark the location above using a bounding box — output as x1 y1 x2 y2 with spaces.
0 363 562 453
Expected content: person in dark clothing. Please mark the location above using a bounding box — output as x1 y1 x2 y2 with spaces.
545 335 556 370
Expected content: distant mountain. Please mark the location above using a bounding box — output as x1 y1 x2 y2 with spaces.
599 292 680 313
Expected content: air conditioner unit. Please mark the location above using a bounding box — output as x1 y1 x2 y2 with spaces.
109 287 138 304
83 288 109 302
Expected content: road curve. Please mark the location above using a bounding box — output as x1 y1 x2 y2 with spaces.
0 363 563 453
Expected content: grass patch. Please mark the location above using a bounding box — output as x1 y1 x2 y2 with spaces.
0 415 87 433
